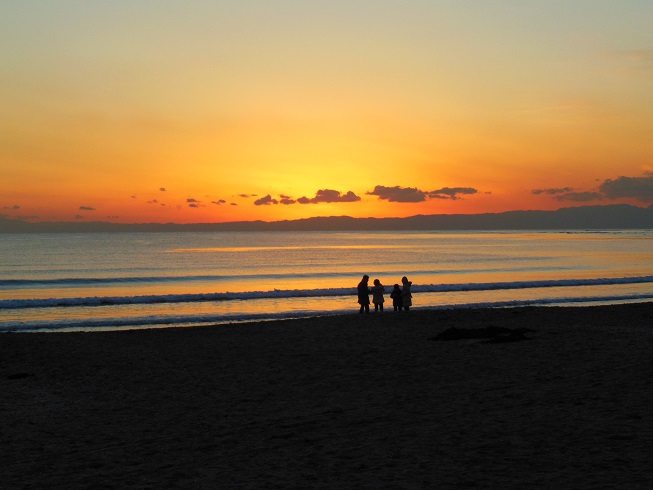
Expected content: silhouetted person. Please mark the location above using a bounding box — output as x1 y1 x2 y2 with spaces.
390 284 402 311
357 275 371 313
401 276 412 311
371 279 385 312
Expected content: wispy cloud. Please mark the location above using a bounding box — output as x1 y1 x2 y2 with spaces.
429 187 477 200
613 49 653 63
554 191 603 202
607 49 653 78
79 206 95 211
532 187 574 195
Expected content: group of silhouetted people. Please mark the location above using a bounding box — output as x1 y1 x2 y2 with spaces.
357 275 412 313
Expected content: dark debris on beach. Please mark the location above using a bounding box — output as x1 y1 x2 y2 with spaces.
429 325 536 343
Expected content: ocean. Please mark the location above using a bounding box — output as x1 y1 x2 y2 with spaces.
1 230 652 332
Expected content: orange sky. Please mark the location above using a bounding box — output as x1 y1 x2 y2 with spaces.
1 1 652 224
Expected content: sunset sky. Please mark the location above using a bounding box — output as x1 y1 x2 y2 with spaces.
2 1 653 224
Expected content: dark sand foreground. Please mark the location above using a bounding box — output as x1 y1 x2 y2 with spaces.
2 303 653 488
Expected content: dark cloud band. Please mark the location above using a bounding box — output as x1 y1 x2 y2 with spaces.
368 185 478 202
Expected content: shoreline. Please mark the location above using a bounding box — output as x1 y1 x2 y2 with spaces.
6 295 653 334
3 302 653 487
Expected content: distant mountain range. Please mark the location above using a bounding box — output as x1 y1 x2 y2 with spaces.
1 204 652 233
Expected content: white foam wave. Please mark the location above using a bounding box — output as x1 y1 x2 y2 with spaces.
2 292 652 333
2 276 653 310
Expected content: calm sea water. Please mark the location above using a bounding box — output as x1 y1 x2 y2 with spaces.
1 230 652 332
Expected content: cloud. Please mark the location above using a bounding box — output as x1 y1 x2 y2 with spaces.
160 187 166 192
297 189 362 204
532 187 574 195
247 192 358 205
147 199 159 204
367 185 426 202
599 174 653 202
315 189 360 203
239 193 258 198
3 205 20 210
186 198 205 208
429 187 478 200
254 195 279 205
554 191 603 202
368 185 478 202
211 199 227 205
274 194 296 204
79 206 95 211
533 173 653 204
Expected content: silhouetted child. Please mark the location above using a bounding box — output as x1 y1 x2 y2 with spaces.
390 284 402 311
371 279 385 312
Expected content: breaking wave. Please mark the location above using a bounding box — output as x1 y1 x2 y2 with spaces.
2 275 653 310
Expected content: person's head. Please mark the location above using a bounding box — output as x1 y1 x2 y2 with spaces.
362 274 369 282
394 284 400 289
374 279 380 286
401 276 408 284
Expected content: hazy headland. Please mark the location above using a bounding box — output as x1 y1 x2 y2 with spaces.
2 203 652 233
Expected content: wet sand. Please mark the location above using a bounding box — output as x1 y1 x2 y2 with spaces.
2 303 653 488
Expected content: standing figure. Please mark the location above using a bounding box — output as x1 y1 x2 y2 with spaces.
371 279 385 312
357 275 371 313
401 276 413 311
390 284 402 311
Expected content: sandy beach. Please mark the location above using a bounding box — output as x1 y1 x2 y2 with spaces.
2 303 653 488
